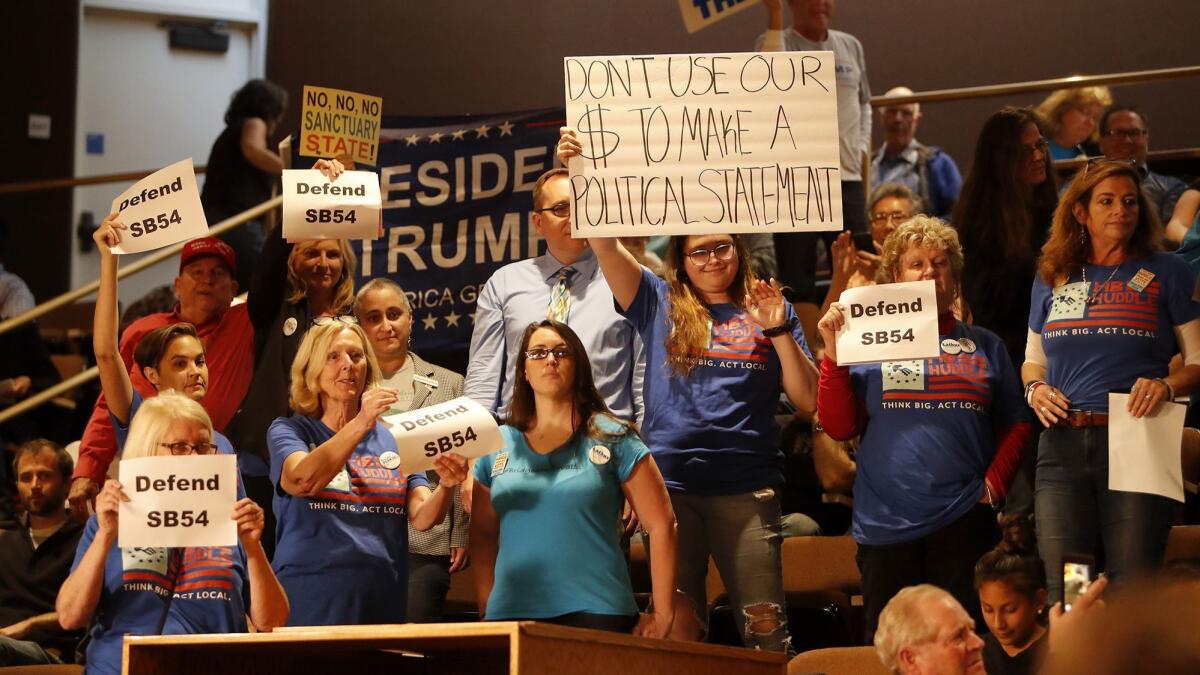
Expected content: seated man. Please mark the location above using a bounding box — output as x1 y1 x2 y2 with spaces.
0 440 83 665
1098 105 1186 230
873 585 985 674
871 87 963 219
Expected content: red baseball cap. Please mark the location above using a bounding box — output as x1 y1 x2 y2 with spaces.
179 237 237 275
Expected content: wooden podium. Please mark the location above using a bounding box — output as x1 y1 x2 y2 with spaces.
123 622 786 674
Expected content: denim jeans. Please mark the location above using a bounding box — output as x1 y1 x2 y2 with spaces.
1035 427 1176 604
669 488 792 653
0 636 63 666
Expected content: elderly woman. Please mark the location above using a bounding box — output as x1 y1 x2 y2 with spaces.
817 216 1031 638
57 392 288 675
266 321 467 625
954 107 1060 371
227 159 355 551
1035 87 1112 161
1023 161 1200 603
471 320 676 636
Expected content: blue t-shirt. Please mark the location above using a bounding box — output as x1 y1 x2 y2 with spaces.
619 267 812 495
267 415 429 626
1029 252 1200 411
850 322 1025 546
71 516 248 675
472 420 648 619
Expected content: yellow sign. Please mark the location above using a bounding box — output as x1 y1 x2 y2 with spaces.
678 0 760 34
299 85 383 165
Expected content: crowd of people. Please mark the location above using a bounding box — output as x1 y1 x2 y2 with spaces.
2 1 1200 673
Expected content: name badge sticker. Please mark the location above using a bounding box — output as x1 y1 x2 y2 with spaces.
491 452 508 477
1128 268 1155 293
414 374 439 388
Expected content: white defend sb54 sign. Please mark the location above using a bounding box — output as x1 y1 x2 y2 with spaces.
282 169 381 240
835 280 940 365
118 454 238 548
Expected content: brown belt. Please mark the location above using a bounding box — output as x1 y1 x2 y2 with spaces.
1053 410 1109 428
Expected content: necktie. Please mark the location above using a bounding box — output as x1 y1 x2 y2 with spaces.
547 267 576 322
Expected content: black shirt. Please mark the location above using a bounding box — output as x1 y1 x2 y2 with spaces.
982 629 1047 675
0 517 84 650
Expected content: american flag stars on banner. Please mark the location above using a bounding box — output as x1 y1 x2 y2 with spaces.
420 310 476 330
401 121 517 147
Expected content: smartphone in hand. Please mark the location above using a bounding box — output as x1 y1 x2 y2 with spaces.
1062 554 1096 612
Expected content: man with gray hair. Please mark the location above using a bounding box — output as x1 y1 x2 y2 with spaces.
874 585 986 675
872 87 963 220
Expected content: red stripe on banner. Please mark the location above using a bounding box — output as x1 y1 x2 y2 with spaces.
175 580 234 593
883 392 989 404
1045 319 1157 331
525 119 568 127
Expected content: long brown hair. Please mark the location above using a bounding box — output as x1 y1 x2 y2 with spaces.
506 320 633 440
663 234 757 377
286 239 358 312
1038 161 1163 287
974 512 1046 599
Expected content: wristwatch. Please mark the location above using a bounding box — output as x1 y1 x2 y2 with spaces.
762 316 799 338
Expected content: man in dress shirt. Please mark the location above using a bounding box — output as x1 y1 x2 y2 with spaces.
465 168 643 421
1098 106 1186 229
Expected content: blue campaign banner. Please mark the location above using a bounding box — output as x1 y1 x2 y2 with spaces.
302 109 565 355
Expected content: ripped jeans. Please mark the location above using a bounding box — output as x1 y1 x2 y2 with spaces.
669 488 792 653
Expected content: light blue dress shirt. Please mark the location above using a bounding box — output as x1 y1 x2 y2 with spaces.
465 248 644 421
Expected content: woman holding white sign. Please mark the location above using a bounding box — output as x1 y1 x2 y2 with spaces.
57 392 288 675
565 115 819 654
470 320 677 637
1022 161 1200 604
267 321 468 626
816 216 1030 640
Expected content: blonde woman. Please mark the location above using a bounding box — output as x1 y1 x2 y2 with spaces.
563 104 818 656
57 392 288 675
1035 87 1112 161
266 321 467 626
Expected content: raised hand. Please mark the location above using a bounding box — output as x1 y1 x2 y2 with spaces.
744 278 787 330
313 158 344 180
231 497 266 545
557 127 582 166
431 453 470 489
92 212 126 255
816 302 848 362
357 387 399 425
95 479 129 535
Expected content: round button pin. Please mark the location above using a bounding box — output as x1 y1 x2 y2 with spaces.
958 338 976 354
283 317 299 336
379 451 400 470
941 338 962 355
589 445 611 465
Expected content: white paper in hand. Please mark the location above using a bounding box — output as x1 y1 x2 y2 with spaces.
282 169 381 240
109 158 208 255
1108 393 1185 502
118 454 238 548
835 280 940 365
382 397 504 474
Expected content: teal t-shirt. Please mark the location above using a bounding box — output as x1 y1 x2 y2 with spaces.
473 420 649 620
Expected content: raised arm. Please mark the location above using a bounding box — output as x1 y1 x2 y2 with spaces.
240 118 284 176
92 214 135 426
747 279 819 414
278 388 398 496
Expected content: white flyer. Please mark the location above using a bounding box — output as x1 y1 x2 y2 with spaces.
282 169 381 240
109 158 208 254
382 397 504 474
118 454 238 548
1109 393 1186 502
835 280 940 365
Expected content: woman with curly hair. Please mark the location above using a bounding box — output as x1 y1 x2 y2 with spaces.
1035 87 1112 161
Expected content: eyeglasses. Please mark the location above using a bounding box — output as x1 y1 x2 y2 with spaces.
1103 128 1147 140
1081 157 1141 177
534 202 571 218
160 441 218 455
1021 137 1050 157
870 211 913 226
525 347 572 360
685 242 736 267
312 315 359 327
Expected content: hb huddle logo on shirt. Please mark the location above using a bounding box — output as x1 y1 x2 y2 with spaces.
1044 280 1159 338
308 454 409 515
121 546 235 600
880 346 990 412
671 315 770 371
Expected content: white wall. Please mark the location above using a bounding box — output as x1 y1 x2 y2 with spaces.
72 0 266 305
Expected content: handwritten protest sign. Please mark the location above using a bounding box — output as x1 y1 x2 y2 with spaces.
563 52 842 237
382 397 503 474
110 158 208 255
118 455 237 548
282 169 381 240
300 86 384 165
678 0 761 34
835 280 939 365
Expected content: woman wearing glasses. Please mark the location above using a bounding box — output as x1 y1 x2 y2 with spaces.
954 107 1059 371
561 118 819 654
1023 161 1200 603
470 321 677 636
266 320 467 625
225 158 356 554
57 391 289 675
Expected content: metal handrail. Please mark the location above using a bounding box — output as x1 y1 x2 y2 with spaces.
869 65 1200 106
0 166 206 195
0 195 282 338
0 367 99 425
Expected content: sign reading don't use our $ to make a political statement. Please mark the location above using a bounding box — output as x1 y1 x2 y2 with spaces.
382 397 503 474
118 455 238 548
282 169 381 240
563 52 842 237
835 280 940 365
109 158 208 255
